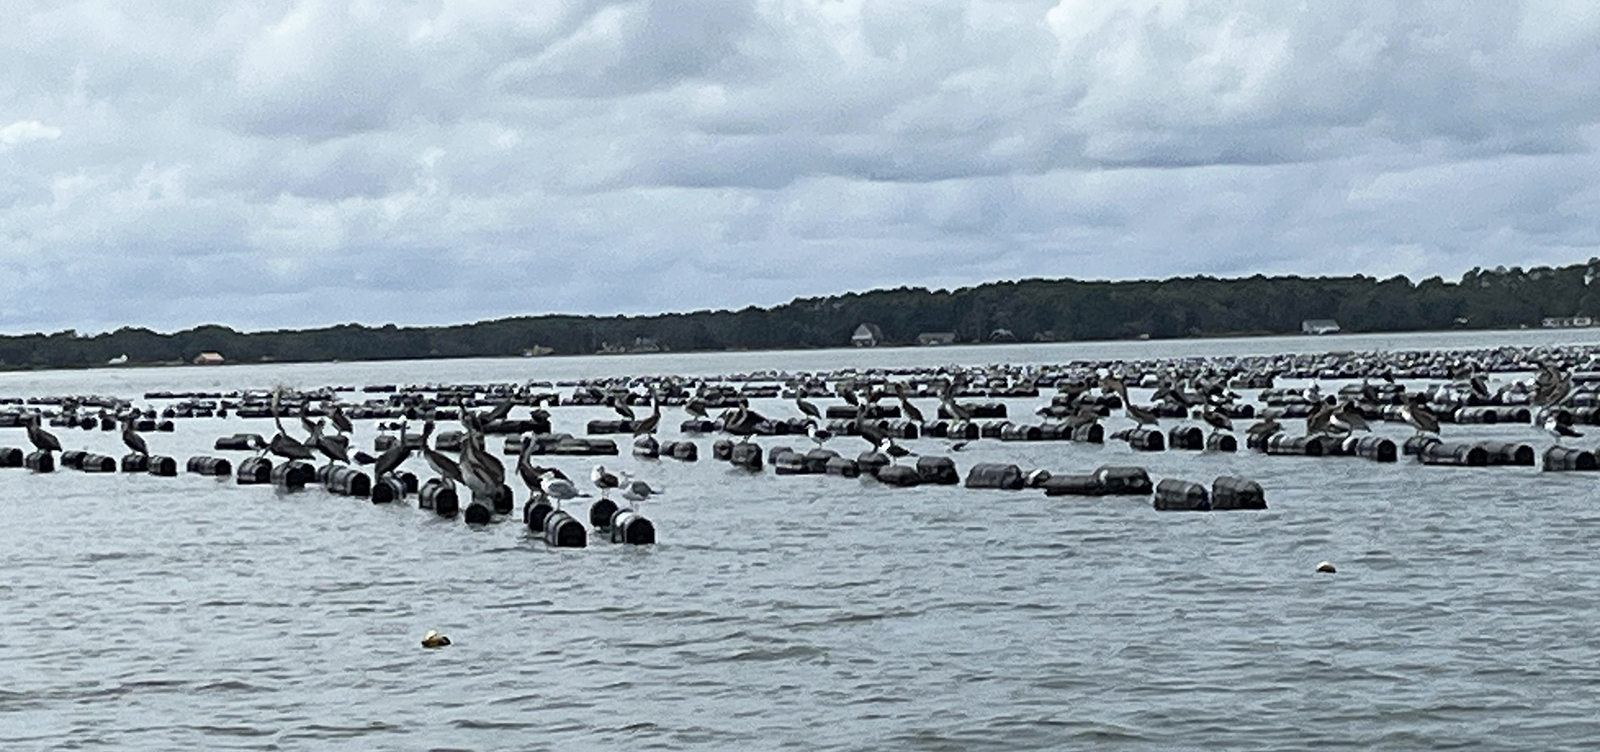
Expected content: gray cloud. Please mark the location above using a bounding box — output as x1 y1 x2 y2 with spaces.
2 0 1599 334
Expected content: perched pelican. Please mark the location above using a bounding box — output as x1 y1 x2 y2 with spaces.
419 420 464 491
1533 363 1573 407
684 396 709 421
1245 417 1282 438
372 423 412 478
795 396 822 422
1201 406 1233 434
631 396 661 436
120 413 148 457
25 413 62 455
268 389 315 461
1399 396 1440 435
1329 401 1370 433
608 395 636 422
329 404 355 435
722 399 765 442
1124 402 1160 427
591 465 620 498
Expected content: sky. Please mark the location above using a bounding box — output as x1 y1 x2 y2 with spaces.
3 1 1599 335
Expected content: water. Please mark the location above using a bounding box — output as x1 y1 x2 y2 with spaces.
5 331 1600 751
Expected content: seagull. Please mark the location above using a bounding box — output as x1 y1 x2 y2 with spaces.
1543 411 1584 444
877 437 916 464
540 470 589 510
619 474 661 509
805 421 833 448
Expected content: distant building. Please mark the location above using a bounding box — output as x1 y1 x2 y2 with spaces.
1543 316 1596 328
917 331 957 346
851 323 884 347
107 354 129 365
193 351 225 365
1301 319 1341 335
989 328 1016 342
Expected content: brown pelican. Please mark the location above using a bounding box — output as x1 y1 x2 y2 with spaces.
1201 406 1232 434
25 413 61 455
795 396 822 422
1330 401 1370 433
268 389 315 461
1245 417 1282 438
1533 363 1572 407
372 423 412 478
419 420 464 491
722 398 765 442
607 395 636 422
631 395 661 436
684 395 709 421
329 404 354 435
894 384 925 423
1400 395 1440 435
1124 402 1159 427
120 413 148 457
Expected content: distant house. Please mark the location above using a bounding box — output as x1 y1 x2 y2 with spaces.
193 351 225 365
851 323 884 347
1301 319 1341 335
917 332 957 346
1543 316 1596 328
989 328 1016 342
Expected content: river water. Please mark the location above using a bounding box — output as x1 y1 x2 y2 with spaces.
4 330 1600 751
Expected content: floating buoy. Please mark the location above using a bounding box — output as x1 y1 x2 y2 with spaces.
1316 561 1337 573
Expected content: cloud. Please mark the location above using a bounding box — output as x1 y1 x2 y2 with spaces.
1 0 1598 334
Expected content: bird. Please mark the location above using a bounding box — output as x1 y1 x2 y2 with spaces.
268 389 315 461
329 404 355 435
1533 363 1573 407
1201 406 1232 434
722 399 765 442
1099 375 1130 404
619 474 661 508
607 395 636 422
805 421 833 448
591 464 620 498
1543 411 1584 444
540 470 589 510
372 422 412 479
1329 401 1370 433
795 396 822 422
1245 417 1282 438
684 396 709 421
948 440 970 452
25 413 62 455
1124 402 1159 427
877 437 916 464
631 396 661 436
419 420 464 491
1399 396 1440 435
120 413 148 457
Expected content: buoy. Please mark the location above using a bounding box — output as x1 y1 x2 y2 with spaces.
915 455 959 485
610 508 656 545
420 478 460 516
963 462 1024 490
589 497 620 529
421 630 451 648
463 502 492 525
1210 476 1266 510
1153 479 1211 511
235 456 272 484
1316 561 1337 573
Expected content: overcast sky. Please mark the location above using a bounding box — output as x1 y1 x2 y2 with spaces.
3 1 1598 334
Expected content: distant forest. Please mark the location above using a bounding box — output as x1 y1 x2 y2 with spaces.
3 262 1598 370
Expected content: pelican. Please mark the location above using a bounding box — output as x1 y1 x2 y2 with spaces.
372 422 412 479
897 394 925 424
1329 401 1370 433
591 465 620 498
268 389 315 461
1533 363 1572 407
120 413 148 457
631 396 661 436
608 395 636 422
1245 416 1282 438
1201 406 1232 434
684 396 709 421
419 420 464 491
329 404 355 435
722 399 765 442
1124 402 1159 427
795 396 822 422
1399 396 1440 435
25 413 62 455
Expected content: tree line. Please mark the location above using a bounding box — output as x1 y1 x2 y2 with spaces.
2 261 1596 369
